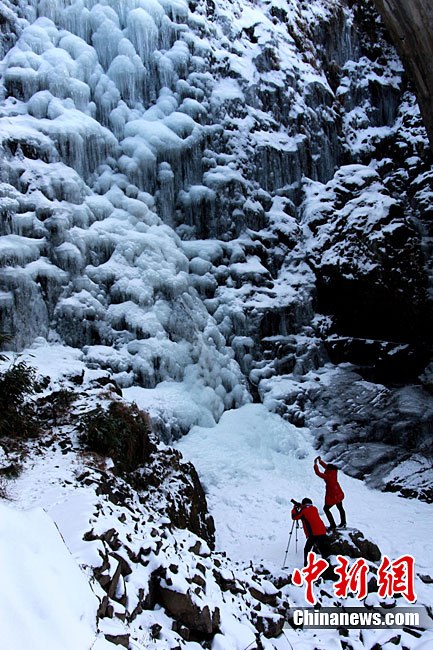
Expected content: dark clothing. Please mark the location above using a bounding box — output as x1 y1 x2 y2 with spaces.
324 502 346 528
291 503 329 566
304 535 329 566
314 459 344 506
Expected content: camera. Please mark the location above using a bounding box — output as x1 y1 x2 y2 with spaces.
291 498 301 507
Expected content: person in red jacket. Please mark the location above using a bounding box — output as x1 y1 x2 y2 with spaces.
314 456 347 529
291 497 329 566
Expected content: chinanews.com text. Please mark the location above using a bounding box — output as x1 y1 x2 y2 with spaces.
288 607 429 630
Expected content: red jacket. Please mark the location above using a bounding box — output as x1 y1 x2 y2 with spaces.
291 504 327 538
314 460 344 506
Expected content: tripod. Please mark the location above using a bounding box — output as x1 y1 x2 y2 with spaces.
282 518 301 568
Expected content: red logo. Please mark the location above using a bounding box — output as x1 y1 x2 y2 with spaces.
292 554 417 606
377 555 416 603
334 555 369 600
292 552 329 605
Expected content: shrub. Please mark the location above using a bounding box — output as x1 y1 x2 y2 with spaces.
37 389 77 424
0 361 41 438
78 401 155 473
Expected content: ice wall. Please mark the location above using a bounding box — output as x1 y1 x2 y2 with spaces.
1 0 431 440
0 2 325 377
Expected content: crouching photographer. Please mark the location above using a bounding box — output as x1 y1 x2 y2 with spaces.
291 498 329 566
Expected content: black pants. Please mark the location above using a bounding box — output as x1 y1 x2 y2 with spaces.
304 535 329 566
323 501 346 528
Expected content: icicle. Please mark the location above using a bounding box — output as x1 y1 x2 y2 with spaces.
91 19 123 70
156 161 175 225
62 2 92 43
107 52 146 105
126 8 158 66
94 75 121 126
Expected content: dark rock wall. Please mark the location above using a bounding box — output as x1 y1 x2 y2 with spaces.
373 0 433 152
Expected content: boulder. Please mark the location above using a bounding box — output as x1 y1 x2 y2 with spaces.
104 633 129 647
249 584 280 606
157 585 220 637
327 528 381 563
255 613 285 639
213 569 246 595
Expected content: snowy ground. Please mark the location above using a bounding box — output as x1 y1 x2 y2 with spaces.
0 479 116 650
2 343 433 649
176 403 433 588
5 340 433 582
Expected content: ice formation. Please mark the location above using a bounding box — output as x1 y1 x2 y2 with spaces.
0 0 349 428
2 0 433 646
1 0 433 467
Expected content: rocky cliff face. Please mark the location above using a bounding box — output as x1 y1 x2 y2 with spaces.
373 0 433 152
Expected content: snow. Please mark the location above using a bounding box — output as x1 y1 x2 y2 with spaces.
177 403 433 575
0 501 113 650
211 78 245 103
1 0 433 644
253 130 302 152
124 379 218 433
0 342 432 649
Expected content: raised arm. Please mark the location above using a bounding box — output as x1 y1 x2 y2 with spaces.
314 462 326 479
